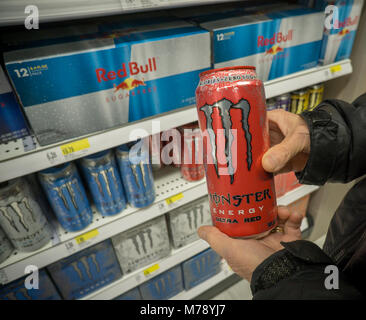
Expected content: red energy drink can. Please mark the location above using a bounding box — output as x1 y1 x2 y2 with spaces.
195 66 278 238
180 123 205 182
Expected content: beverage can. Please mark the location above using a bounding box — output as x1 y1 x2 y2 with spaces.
0 178 52 252
276 93 291 111
266 98 278 111
38 162 93 232
307 83 324 111
80 150 126 216
290 89 309 114
195 66 278 238
0 225 14 264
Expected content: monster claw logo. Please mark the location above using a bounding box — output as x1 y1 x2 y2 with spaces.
113 78 146 92
265 45 284 55
200 98 252 184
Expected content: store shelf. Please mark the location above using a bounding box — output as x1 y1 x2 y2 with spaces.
82 239 211 300
0 60 352 183
276 185 319 206
0 167 206 285
0 0 243 26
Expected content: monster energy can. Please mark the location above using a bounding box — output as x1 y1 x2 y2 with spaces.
0 225 13 263
275 93 291 111
195 66 278 238
307 83 324 111
80 150 126 216
290 89 309 114
38 162 93 232
116 140 156 208
266 98 277 111
0 178 52 252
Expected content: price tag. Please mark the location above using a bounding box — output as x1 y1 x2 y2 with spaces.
0 269 8 285
143 263 160 276
60 138 90 160
65 228 99 253
165 193 184 206
330 64 342 73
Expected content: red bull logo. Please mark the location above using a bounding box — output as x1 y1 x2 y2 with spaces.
336 15 359 29
95 57 157 83
265 45 284 56
257 30 293 48
337 28 350 36
113 78 146 92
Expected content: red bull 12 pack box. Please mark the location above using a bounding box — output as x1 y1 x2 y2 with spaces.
198 6 324 81
4 20 210 146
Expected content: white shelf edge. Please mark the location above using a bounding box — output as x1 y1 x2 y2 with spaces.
82 239 211 300
277 185 320 206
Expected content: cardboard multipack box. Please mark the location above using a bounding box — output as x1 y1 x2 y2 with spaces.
114 287 142 300
0 269 61 300
111 216 171 274
167 196 212 249
139 265 184 300
47 239 122 299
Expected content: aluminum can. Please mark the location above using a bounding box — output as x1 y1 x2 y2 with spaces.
195 66 278 238
161 128 181 168
80 150 126 216
0 225 14 263
275 93 291 111
116 141 156 208
266 98 277 111
0 178 52 252
38 162 93 232
149 133 163 171
180 123 205 182
307 83 324 111
290 89 309 114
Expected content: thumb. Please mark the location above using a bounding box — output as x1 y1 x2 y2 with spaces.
198 226 235 260
262 135 302 173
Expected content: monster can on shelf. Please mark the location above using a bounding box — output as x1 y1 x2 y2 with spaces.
38 162 93 232
80 150 126 216
290 89 309 114
0 178 52 252
307 83 324 111
276 93 291 111
0 225 14 264
116 140 156 208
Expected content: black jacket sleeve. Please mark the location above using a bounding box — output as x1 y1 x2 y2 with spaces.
296 93 366 185
251 241 363 299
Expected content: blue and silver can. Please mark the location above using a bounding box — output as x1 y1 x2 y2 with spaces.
266 98 277 111
116 142 156 208
276 93 291 111
80 150 126 216
38 162 93 232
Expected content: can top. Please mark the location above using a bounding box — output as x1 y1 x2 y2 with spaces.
83 149 110 160
39 162 71 175
199 66 256 77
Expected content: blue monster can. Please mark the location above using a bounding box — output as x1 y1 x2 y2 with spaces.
38 162 93 232
116 141 156 208
80 150 126 216
276 93 291 111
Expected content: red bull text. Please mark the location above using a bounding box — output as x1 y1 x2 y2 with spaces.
195 66 278 238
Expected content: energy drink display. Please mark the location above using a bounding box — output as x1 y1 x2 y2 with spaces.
266 98 277 111
195 66 278 238
116 141 155 208
4 20 210 146
139 265 184 300
47 239 122 299
307 83 324 110
80 150 126 216
0 178 52 252
111 216 171 274
316 0 364 65
0 269 61 300
167 196 212 249
290 89 309 114
114 287 142 300
38 162 93 232
0 66 29 143
150 133 164 171
161 128 181 168
275 93 291 111
0 225 14 264
180 123 205 182
182 248 221 290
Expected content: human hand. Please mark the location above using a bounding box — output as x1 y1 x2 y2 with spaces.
198 206 303 282
262 109 310 174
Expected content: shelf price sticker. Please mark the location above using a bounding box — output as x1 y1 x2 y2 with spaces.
65 228 99 253
165 193 184 206
330 64 342 74
60 138 90 160
143 263 160 277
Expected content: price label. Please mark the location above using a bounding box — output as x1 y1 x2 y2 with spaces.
143 263 160 276
165 193 184 206
60 138 90 160
65 228 99 253
330 64 342 73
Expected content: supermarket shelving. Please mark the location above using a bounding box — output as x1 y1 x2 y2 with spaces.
0 164 319 285
0 59 352 183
